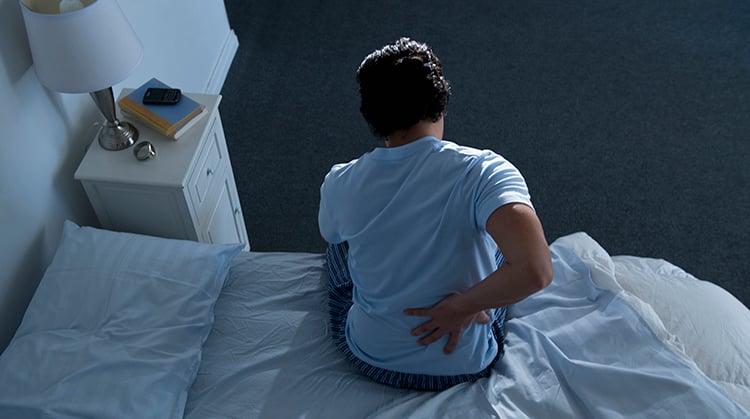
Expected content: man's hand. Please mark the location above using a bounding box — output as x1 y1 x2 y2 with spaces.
404 204 552 356
404 293 490 355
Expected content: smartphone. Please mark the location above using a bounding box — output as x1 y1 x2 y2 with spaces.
143 88 181 105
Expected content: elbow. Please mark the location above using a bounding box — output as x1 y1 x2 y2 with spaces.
528 258 554 292
539 264 554 290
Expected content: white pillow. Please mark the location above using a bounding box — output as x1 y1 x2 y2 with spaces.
0 221 243 419
612 255 750 412
554 232 750 411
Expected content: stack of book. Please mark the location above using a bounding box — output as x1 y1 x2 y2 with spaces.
118 78 204 139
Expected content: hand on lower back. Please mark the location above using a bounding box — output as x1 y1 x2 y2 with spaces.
404 293 490 354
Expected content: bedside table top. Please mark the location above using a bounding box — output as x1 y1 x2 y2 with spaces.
74 92 222 188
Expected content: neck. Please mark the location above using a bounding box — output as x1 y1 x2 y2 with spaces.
385 117 444 148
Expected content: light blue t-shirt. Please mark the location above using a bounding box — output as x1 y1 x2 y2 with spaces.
318 136 533 375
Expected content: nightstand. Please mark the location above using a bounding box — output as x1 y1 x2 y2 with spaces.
74 92 250 250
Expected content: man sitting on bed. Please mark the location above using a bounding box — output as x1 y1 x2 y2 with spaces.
318 37 553 391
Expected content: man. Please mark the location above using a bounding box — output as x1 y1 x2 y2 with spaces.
319 37 553 391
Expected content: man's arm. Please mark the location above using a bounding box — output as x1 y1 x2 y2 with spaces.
404 202 553 354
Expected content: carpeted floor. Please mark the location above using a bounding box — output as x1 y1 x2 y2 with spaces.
219 0 749 307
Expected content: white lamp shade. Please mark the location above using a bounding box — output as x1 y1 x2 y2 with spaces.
20 0 143 93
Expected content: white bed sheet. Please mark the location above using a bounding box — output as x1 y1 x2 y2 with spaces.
184 234 749 418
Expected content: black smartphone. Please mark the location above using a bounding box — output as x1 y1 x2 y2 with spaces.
143 88 181 105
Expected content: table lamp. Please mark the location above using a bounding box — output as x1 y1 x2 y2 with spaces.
20 0 143 151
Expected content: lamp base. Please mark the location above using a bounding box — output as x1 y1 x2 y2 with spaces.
98 120 138 151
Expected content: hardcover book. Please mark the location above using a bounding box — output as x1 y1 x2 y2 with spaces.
118 78 204 138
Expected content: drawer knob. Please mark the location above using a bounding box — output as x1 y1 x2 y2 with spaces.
206 168 214 176
234 208 240 215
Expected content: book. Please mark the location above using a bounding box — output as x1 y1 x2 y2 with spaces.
118 78 204 138
172 108 206 139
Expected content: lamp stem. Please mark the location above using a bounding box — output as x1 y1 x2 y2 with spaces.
90 87 119 124
90 87 138 151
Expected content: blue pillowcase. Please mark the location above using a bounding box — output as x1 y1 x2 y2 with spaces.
0 221 243 419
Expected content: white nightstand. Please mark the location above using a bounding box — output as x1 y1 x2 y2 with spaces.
75 92 250 250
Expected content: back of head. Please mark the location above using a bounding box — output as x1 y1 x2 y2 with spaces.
357 37 451 138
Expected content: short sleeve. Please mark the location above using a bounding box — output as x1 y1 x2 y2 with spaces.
318 167 344 244
473 152 533 231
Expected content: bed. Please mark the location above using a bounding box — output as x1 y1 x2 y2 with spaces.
0 221 748 418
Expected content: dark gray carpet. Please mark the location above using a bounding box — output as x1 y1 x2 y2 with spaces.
220 0 749 307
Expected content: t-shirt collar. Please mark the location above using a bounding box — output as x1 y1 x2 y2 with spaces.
369 136 441 161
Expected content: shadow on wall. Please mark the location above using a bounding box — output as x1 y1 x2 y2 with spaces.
1 0 33 84
0 0 102 352
0 231 45 351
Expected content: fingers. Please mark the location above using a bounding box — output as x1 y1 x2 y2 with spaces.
405 305 491 354
443 330 461 354
406 307 491 351
411 321 463 354
403 308 430 317
410 319 436 337
415 328 462 354
409 317 446 346
405 308 435 337
417 328 446 347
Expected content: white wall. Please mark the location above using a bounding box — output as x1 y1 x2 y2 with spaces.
0 0 238 352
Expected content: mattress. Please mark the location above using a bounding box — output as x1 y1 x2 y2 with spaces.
184 233 750 418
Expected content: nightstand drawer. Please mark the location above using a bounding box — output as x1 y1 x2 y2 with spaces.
188 116 225 212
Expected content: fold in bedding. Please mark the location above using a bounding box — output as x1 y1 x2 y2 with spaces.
185 240 749 419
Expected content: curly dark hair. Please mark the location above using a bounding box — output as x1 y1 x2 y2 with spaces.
356 37 451 138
